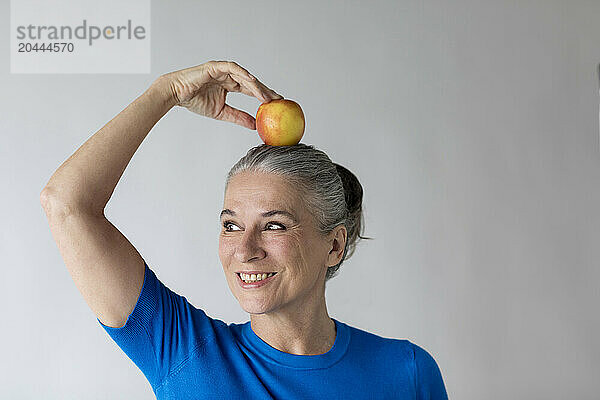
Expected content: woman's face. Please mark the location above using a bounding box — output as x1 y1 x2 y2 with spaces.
218 171 334 315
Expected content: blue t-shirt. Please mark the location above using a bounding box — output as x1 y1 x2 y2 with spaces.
98 261 448 399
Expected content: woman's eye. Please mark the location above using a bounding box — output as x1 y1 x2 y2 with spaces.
223 222 240 231
222 221 285 231
266 222 285 230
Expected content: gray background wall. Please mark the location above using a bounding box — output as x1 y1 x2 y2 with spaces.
1 0 599 398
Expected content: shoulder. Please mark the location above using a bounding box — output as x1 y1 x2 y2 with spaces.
407 341 442 372
343 322 443 371
409 341 437 360
407 341 448 398
343 322 414 360
341 322 448 398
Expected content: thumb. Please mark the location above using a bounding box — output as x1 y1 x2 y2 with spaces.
216 104 256 130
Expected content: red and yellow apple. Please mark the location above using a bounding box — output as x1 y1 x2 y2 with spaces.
256 99 305 146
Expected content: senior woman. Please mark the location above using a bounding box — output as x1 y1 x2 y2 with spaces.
41 61 448 399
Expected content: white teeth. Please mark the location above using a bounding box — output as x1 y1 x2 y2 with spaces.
239 272 276 283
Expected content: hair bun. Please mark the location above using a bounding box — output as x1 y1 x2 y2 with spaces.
333 162 371 262
334 163 363 215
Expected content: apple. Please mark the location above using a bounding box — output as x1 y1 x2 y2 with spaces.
256 99 305 146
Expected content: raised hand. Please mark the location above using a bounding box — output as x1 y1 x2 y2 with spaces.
158 60 283 130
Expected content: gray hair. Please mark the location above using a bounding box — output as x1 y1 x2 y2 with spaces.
225 143 373 282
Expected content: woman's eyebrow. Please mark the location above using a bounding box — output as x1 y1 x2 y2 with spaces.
220 209 298 223
262 210 298 223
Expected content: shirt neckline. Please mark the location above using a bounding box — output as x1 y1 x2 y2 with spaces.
240 318 350 369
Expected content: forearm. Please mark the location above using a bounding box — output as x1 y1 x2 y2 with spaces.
42 76 177 215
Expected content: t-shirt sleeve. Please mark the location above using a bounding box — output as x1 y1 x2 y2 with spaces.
97 260 213 389
411 342 449 400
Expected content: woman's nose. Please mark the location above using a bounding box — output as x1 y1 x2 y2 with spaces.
234 229 266 263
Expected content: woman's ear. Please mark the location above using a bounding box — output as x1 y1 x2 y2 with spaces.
326 225 347 268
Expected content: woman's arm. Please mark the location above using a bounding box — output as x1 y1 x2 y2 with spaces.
40 61 282 328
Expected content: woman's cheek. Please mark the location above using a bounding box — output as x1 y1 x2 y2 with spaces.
218 236 236 259
274 235 305 266
265 233 298 255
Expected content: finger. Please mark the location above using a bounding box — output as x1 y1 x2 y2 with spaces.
238 80 270 102
214 60 256 82
220 74 243 92
213 61 283 102
216 103 257 130
238 77 283 103
222 74 268 103
254 79 284 101
214 69 265 101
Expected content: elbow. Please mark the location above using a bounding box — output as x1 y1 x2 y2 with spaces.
40 186 103 218
40 186 71 218
40 186 54 211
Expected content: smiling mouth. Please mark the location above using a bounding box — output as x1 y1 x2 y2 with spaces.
236 272 277 283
